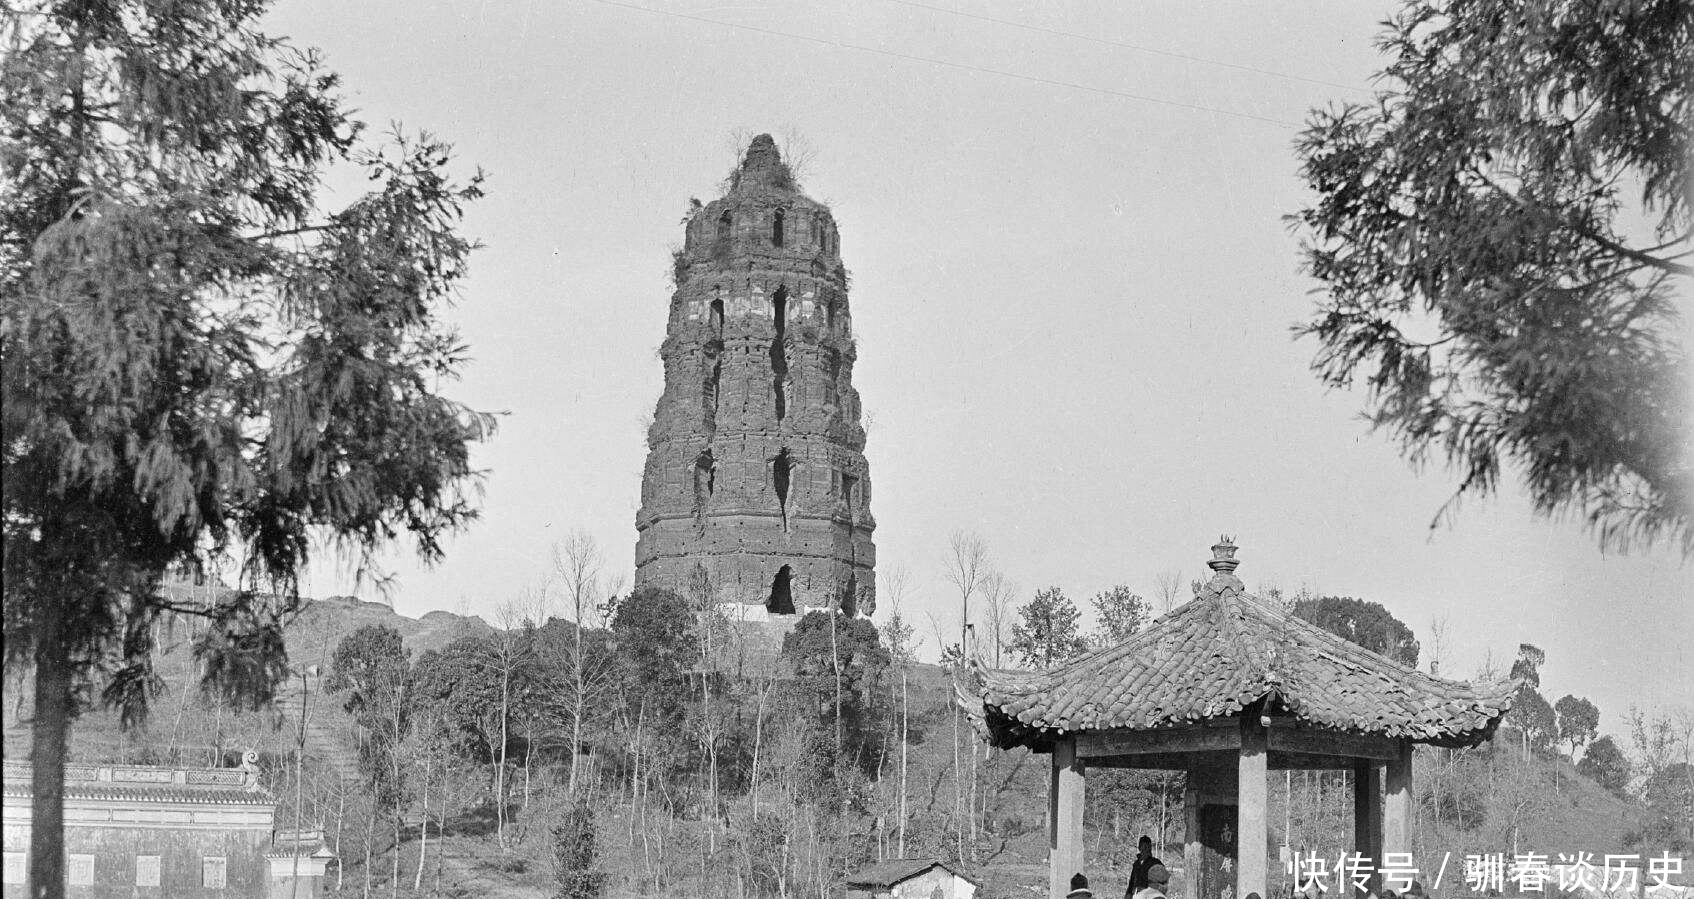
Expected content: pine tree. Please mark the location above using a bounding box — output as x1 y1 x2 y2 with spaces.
1 3 491 891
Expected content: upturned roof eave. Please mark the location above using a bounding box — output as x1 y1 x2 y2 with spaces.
959 563 1518 751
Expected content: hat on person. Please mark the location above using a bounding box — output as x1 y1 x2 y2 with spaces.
1067 873 1094 898
1147 865 1171 886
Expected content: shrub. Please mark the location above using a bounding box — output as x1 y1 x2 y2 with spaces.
551 800 603 899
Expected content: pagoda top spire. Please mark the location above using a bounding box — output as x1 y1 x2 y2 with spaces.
733 133 796 192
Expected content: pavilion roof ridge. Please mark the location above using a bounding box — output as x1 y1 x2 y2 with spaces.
960 540 1518 751
1231 587 1519 703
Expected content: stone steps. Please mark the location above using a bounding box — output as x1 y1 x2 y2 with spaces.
272 689 362 782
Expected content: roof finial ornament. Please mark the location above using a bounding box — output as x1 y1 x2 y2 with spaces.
1208 535 1240 573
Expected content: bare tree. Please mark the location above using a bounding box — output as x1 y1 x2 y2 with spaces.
552 532 603 795
1428 614 1449 676
881 565 918 857
942 531 992 861
980 570 1018 668
777 126 819 188
1154 570 1184 615
688 563 727 872
489 593 540 850
943 531 990 655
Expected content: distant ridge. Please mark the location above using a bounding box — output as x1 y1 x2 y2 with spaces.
1 589 495 768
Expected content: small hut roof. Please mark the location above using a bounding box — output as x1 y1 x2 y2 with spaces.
961 540 1516 751
845 858 978 889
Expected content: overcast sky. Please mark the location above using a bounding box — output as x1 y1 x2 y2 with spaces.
268 0 1692 729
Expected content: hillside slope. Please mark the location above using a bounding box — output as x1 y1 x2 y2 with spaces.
1 589 491 768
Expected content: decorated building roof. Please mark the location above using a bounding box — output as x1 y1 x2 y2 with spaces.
961 539 1516 751
2 759 274 806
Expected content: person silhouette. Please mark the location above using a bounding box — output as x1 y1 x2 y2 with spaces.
1134 864 1171 899
1127 836 1166 899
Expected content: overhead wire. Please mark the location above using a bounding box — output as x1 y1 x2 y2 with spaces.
887 0 1370 95
581 0 1307 128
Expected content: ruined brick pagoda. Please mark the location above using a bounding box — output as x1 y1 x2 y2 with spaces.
634 134 876 617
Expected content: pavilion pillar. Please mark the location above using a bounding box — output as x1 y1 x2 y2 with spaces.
1352 759 1384 896
1183 765 1202 899
1238 715 1269 899
1049 737 1086 899
1383 741 1413 862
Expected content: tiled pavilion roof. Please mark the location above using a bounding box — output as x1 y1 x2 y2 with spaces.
962 540 1516 751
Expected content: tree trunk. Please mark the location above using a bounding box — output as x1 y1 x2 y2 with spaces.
701 605 719 864
166 620 199 764
497 668 509 849
292 708 305 899
522 732 533 809
829 608 846 878
391 807 400 899
1160 772 1171 852
29 606 71 899
363 797 375 899
898 666 908 858
969 727 979 859
751 682 767 821
952 708 963 862
335 771 347 891
434 769 448 894
415 747 430 892
569 597 585 795
830 608 843 758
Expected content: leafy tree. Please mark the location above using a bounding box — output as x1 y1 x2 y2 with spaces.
329 627 410 716
1090 586 1151 647
412 636 506 762
782 610 892 774
1291 0 1691 556
1637 761 1694 852
1291 596 1420 668
1507 686 1558 754
327 625 414 897
0 1 489 888
1009 587 1089 668
610 586 699 725
1577 735 1631 796
1509 643 1546 689
1554 694 1601 756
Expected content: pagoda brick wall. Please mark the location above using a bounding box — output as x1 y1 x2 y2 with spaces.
634 135 876 616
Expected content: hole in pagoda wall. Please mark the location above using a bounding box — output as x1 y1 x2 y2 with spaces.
703 351 721 423
767 565 795 615
770 287 788 421
772 447 792 531
692 450 715 530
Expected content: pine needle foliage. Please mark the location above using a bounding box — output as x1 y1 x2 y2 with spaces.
1291 0 1691 557
1 1 492 891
